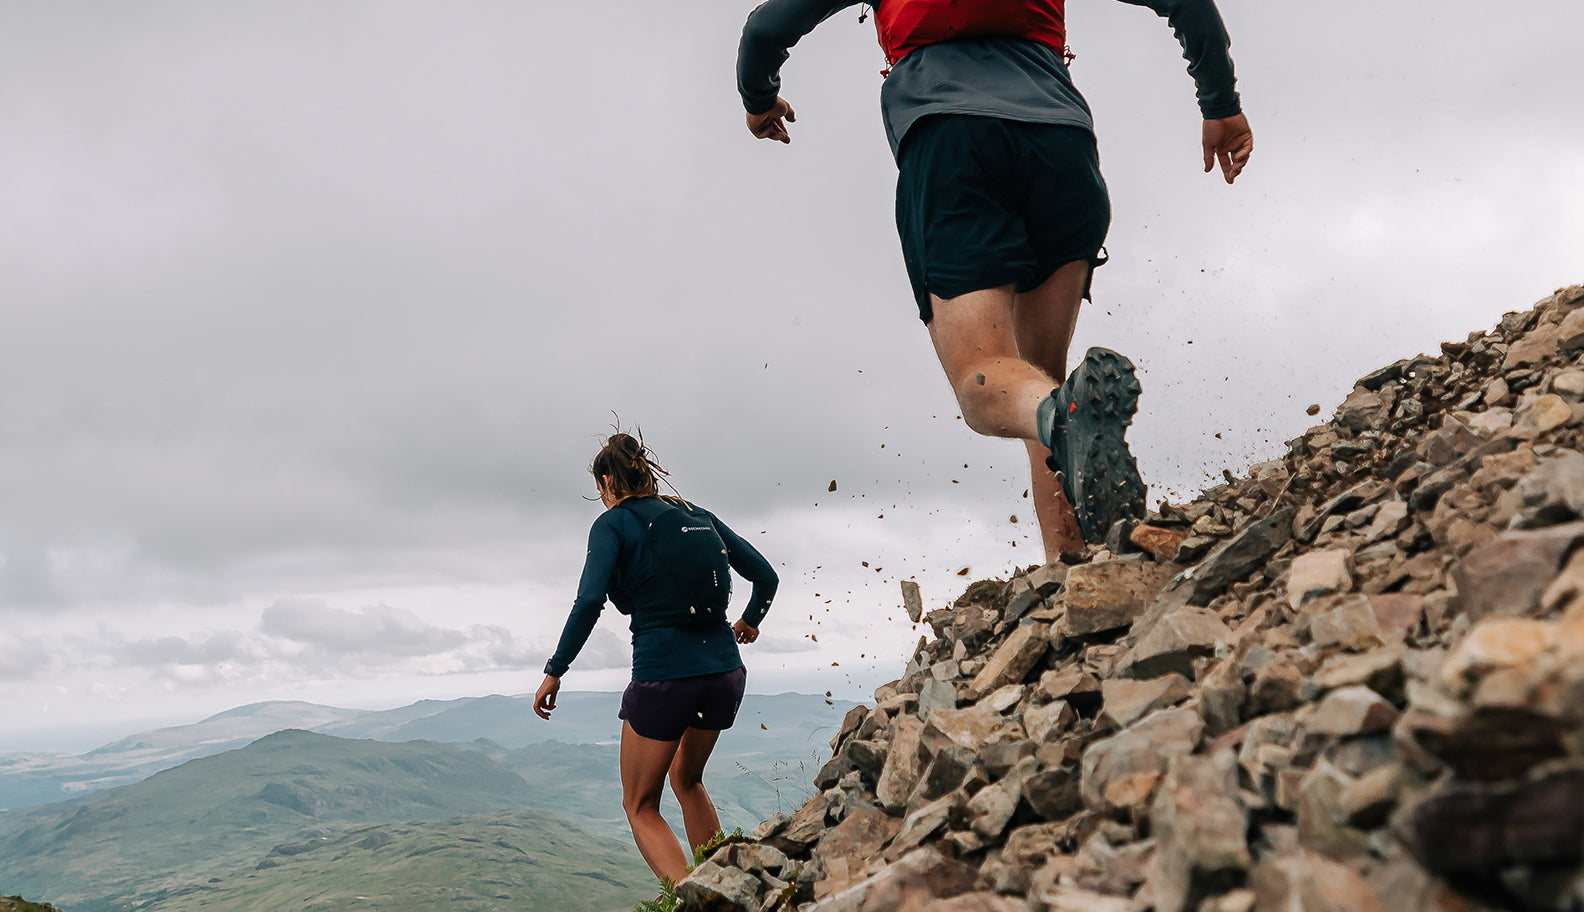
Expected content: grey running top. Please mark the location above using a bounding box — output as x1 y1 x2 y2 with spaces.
737 0 1242 160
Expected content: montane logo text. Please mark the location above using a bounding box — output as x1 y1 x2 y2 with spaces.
680 526 710 532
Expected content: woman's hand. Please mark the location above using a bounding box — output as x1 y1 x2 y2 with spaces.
733 620 759 644
534 675 560 719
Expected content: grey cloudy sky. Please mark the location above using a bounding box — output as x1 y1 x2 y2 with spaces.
3 1 1580 749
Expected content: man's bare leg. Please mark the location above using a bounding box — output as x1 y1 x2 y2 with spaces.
1012 261 1090 557
928 284 1050 440
928 266 1088 558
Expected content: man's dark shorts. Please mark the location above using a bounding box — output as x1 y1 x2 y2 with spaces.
896 115 1110 323
619 665 747 741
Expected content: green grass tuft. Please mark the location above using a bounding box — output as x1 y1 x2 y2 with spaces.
632 877 677 912
692 827 750 867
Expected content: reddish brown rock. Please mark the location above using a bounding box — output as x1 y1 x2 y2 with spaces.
1247 850 1387 912
1062 560 1180 637
1132 523 1191 561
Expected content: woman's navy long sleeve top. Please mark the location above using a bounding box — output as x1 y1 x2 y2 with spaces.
544 498 779 681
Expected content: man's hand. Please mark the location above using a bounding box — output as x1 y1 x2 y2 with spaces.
533 675 560 720
1202 113 1253 184
747 97 796 144
733 620 760 644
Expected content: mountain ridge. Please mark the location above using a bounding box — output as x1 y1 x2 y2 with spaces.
0 690 854 813
674 284 1584 912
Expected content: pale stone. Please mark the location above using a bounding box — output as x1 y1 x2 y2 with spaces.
1512 393 1574 439
1024 698 1076 743
963 621 1049 700
1081 707 1203 817
1438 616 1554 693
919 893 1027 912
1504 321 1562 369
1038 667 1102 703
676 860 762 912
1307 594 1385 651
886 793 961 861
1028 879 1133 912
1150 750 1252 912
924 701 1009 750
808 846 976 912
967 777 1018 839
1101 674 1192 729
1365 500 1410 542
1303 684 1399 736
1119 606 1234 679
1335 387 1386 431
982 683 1024 714
1554 369 1584 401
916 677 957 721
1467 407 1514 436
1560 304 1584 348
875 715 925 814
1311 646 1404 695
1286 549 1353 608
1296 760 1371 859
812 807 901 897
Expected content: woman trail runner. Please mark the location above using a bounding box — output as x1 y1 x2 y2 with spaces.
534 433 778 883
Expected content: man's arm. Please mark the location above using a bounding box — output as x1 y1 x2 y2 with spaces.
1117 0 1252 183
736 0 859 140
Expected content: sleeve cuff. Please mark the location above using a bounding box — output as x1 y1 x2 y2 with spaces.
544 661 566 677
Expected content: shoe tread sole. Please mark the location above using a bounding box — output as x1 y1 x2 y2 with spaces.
1058 348 1145 543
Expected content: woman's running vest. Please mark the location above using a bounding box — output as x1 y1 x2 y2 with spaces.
873 0 1068 69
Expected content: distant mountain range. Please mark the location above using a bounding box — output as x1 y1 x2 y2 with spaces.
0 731 654 912
0 691 854 813
0 692 858 912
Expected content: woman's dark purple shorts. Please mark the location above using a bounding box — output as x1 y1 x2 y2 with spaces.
619 666 747 742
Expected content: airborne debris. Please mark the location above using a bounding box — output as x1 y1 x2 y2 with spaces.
828 480 837 492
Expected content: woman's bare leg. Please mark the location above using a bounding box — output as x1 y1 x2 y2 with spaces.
620 721 689 882
669 726 724 854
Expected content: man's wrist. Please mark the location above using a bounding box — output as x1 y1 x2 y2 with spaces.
543 661 565 677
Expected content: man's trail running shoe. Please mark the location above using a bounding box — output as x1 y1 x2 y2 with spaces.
1038 347 1147 545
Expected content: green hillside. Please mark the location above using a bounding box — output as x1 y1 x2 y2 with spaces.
482 739 818 842
0 730 541 911
143 808 652 912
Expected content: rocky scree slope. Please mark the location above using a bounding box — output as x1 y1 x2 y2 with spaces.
675 283 1584 912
